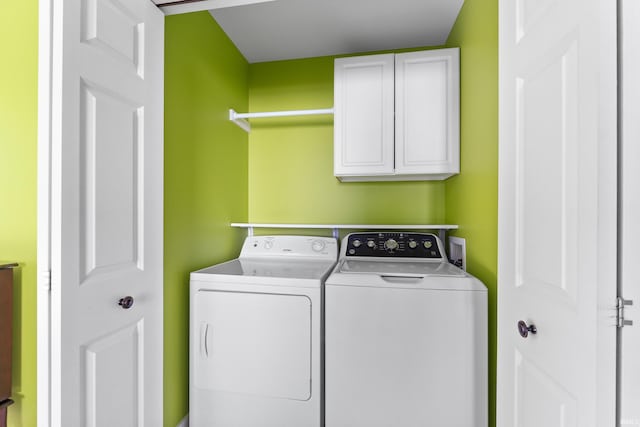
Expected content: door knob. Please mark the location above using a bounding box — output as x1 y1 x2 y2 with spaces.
517 320 537 338
118 296 134 309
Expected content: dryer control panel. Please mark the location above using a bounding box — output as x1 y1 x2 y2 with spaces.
240 236 338 260
344 232 443 259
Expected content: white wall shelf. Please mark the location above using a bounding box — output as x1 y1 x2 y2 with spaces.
229 108 334 132
230 222 458 240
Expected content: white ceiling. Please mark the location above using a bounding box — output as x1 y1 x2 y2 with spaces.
207 0 464 63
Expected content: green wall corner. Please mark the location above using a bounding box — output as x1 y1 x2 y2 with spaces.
0 1 39 426
247 57 446 226
446 0 499 425
164 11 249 427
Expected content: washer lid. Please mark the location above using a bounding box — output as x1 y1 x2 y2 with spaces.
192 258 337 280
338 259 466 277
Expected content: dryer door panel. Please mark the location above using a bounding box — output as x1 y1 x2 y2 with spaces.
194 290 312 400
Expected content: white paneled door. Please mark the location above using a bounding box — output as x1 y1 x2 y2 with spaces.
39 0 164 426
497 0 617 426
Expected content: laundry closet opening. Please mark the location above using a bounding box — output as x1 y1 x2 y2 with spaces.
162 5 498 427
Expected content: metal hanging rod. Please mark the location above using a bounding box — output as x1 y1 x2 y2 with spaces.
229 108 334 132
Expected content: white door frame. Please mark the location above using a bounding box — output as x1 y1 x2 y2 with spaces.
36 0 53 424
619 0 640 424
155 0 276 15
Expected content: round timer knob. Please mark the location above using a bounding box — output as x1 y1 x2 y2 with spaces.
384 239 399 251
311 240 326 252
367 240 376 248
352 239 362 248
408 240 418 249
423 240 433 249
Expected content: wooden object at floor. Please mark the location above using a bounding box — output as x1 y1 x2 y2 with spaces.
0 263 17 427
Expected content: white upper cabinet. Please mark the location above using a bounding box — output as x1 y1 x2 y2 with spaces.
334 48 460 182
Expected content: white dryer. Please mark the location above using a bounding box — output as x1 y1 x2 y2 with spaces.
189 235 337 427
325 232 487 427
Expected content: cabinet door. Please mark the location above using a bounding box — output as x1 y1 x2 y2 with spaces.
334 54 395 178
395 49 459 178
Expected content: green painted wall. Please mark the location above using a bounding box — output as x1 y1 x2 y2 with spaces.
164 11 248 427
446 0 499 425
248 57 446 226
0 2 38 427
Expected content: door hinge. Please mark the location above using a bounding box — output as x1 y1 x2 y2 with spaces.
617 296 633 328
41 270 51 291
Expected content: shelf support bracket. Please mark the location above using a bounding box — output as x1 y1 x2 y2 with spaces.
438 229 447 244
229 109 251 132
332 228 339 239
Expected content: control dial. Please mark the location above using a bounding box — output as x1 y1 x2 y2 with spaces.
367 240 376 248
423 240 433 249
352 239 362 248
408 240 418 249
384 239 399 251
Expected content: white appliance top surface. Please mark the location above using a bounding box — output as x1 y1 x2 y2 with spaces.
191 236 337 281
193 258 337 280
338 259 466 277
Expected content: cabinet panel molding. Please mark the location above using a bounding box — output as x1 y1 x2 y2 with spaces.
334 54 395 177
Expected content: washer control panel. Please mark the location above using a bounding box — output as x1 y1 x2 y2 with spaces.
344 232 443 259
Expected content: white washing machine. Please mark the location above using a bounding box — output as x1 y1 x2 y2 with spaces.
325 232 487 427
190 235 338 427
